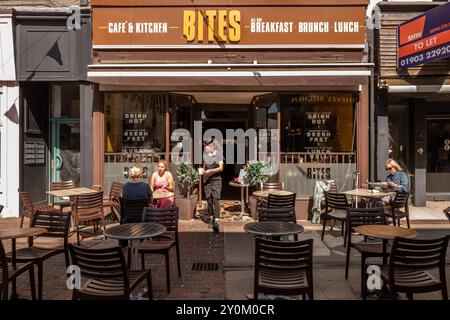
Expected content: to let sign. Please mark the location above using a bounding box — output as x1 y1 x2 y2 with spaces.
397 2 450 68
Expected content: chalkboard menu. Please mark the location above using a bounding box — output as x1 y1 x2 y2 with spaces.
24 142 46 165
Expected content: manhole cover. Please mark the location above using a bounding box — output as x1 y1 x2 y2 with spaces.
192 262 219 271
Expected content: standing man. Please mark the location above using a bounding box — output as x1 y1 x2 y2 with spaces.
202 139 224 232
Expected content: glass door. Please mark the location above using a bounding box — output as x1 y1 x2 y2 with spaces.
426 117 450 193
51 119 81 186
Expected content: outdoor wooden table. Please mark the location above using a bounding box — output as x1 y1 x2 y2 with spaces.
343 188 395 208
244 221 304 238
46 187 97 198
0 227 47 299
252 189 293 198
354 224 418 264
228 181 250 219
104 222 166 299
152 190 175 200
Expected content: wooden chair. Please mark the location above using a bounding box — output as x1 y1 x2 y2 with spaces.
50 180 75 211
257 182 285 209
1 240 36 300
18 192 60 228
119 197 150 224
253 237 314 300
6 211 71 300
72 192 105 245
68 244 153 300
321 191 350 246
344 207 387 298
379 236 449 300
103 181 123 221
138 207 181 294
267 193 296 208
384 192 410 228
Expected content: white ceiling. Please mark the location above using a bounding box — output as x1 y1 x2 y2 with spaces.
173 92 271 104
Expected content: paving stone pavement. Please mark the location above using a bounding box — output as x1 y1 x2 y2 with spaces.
1 216 450 300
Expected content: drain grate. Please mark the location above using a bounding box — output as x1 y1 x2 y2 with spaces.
192 262 219 271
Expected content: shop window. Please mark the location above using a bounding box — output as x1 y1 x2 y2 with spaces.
104 93 167 155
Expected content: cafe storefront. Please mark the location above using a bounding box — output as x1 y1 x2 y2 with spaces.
89 0 372 219
375 1 450 206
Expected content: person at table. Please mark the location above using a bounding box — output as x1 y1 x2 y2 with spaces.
122 166 152 202
202 139 224 232
384 159 409 193
150 160 174 208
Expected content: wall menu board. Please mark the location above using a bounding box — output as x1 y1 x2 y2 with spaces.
122 112 151 151
24 142 46 165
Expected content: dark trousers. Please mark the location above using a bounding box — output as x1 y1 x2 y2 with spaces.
204 178 222 218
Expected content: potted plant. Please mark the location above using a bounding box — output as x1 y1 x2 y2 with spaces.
246 160 273 188
175 163 199 220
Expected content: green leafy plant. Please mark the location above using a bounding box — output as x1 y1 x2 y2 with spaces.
246 160 273 186
176 163 199 197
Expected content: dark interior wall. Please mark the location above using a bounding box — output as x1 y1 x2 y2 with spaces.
20 82 50 203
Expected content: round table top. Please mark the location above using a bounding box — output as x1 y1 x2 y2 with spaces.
244 221 304 237
252 189 293 198
104 223 166 241
354 225 418 240
153 190 175 199
229 181 249 188
343 188 395 199
0 227 47 240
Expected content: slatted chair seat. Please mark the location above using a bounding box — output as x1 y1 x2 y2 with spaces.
7 246 64 262
353 242 390 255
138 240 175 251
327 210 347 220
78 270 152 299
259 269 309 290
379 266 442 290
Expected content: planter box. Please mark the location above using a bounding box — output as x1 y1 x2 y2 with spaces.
176 194 198 221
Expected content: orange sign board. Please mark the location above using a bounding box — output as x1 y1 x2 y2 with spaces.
92 7 366 47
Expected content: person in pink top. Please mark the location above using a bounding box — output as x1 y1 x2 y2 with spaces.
150 160 175 208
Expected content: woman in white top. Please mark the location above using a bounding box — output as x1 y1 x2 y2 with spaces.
150 160 175 208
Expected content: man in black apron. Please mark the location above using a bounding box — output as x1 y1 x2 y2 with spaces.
202 140 224 232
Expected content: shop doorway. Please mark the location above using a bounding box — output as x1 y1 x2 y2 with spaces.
201 106 249 200
426 117 450 193
50 119 81 186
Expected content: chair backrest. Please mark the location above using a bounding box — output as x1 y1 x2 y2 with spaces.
68 244 129 295
258 207 296 223
324 191 349 211
389 236 450 272
255 237 313 278
19 191 33 213
74 192 104 216
391 192 409 209
261 182 284 191
142 207 179 238
346 207 386 244
267 193 296 208
51 180 75 191
120 197 149 223
109 181 123 201
30 211 72 244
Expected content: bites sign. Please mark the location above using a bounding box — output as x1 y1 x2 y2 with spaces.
92 6 366 47
397 2 450 68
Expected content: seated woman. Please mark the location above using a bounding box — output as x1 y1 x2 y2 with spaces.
150 160 175 208
384 159 409 193
122 166 152 201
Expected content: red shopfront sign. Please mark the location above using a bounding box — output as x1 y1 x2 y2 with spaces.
397 2 450 68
